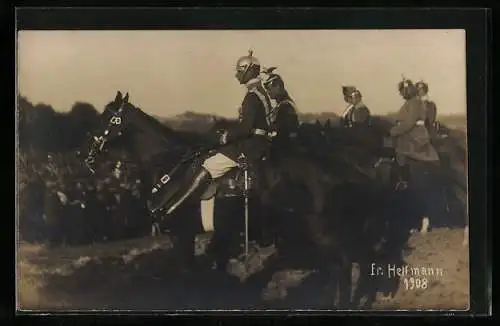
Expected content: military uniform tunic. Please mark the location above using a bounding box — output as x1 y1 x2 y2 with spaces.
270 97 299 148
203 78 271 178
341 102 371 128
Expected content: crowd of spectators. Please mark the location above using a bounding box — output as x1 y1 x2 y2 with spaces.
18 150 153 246
17 96 154 246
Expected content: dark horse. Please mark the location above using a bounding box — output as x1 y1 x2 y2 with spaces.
206 118 414 309
82 91 395 309
234 117 466 308
83 92 272 272
83 95 356 276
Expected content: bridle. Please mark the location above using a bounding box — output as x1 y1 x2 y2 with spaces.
84 101 127 173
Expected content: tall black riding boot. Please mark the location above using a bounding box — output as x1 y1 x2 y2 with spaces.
164 167 212 215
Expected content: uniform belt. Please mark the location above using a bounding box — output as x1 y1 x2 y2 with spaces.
289 132 298 138
415 120 425 126
253 128 269 136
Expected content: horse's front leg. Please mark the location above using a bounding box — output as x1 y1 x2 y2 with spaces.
197 228 250 308
448 183 469 246
249 195 278 248
204 228 239 272
300 176 334 248
351 261 378 309
171 231 198 273
420 216 430 235
336 261 353 309
201 197 243 271
462 225 469 246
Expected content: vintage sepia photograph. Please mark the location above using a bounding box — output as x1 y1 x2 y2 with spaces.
16 29 469 311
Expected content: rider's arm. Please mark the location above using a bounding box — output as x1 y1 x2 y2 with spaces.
389 100 420 137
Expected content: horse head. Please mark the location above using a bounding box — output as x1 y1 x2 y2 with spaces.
83 91 210 182
83 91 132 173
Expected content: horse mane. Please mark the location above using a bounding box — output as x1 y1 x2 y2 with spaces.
209 117 239 131
130 106 202 146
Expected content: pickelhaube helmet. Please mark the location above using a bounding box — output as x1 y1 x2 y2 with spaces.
342 86 361 97
342 86 355 96
342 85 362 101
398 75 417 90
415 80 429 94
236 49 261 73
398 75 418 98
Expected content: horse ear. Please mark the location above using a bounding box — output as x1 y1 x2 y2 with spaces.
115 91 123 103
123 92 129 103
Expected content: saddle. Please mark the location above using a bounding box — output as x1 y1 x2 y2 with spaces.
200 162 260 200
150 153 262 211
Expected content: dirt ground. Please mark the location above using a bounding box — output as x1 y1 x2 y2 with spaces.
16 227 469 312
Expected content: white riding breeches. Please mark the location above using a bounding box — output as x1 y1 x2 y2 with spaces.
202 153 239 179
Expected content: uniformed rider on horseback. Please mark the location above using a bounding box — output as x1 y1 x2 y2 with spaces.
338 86 375 154
157 50 273 216
388 78 440 190
340 86 372 128
262 67 300 158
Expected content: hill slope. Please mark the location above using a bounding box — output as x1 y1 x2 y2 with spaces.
18 228 469 311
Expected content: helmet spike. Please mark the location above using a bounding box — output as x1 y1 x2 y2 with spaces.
400 74 412 88
248 49 253 57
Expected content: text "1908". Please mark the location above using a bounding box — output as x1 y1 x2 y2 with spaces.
403 277 428 290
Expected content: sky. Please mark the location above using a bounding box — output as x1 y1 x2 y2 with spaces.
17 29 466 118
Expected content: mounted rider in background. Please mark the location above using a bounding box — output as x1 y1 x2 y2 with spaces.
416 80 440 140
387 78 440 191
340 86 372 129
262 67 300 159
338 85 376 158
